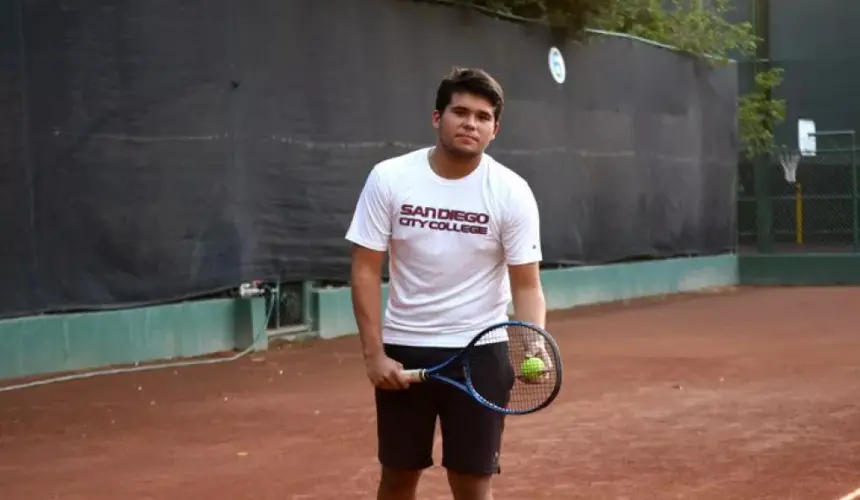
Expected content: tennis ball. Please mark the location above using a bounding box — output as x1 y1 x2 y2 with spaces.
520 357 546 381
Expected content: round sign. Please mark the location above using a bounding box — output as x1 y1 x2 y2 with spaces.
548 47 566 84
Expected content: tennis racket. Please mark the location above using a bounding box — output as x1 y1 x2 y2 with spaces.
401 320 563 415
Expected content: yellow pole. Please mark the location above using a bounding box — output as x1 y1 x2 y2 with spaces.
795 182 803 244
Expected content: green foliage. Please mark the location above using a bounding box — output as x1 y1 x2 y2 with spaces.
591 0 758 62
428 0 786 159
738 67 786 159
462 0 607 37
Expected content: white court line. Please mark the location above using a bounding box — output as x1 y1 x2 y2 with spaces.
837 486 860 500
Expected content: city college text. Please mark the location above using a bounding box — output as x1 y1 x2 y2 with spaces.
398 204 489 235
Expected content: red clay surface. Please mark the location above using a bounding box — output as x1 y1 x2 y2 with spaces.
2 286 860 500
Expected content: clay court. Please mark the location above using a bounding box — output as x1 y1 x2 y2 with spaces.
1 286 859 500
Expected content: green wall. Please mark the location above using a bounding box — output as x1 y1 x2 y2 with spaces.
11 252 860 383
738 253 860 285
313 255 739 339
0 297 267 381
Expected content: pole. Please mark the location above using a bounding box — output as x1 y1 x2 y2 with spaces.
754 156 773 253
795 182 803 244
852 132 858 251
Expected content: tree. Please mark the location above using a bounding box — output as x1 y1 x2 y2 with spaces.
428 0 786 160
591 0 785 160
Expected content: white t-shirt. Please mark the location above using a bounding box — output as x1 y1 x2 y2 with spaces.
345 147 542 348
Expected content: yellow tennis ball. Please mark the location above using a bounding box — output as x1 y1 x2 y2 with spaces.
520 357 546 380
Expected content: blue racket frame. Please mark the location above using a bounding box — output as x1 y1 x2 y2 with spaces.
401 320 563 415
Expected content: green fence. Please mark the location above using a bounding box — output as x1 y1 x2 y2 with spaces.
738 132 860 253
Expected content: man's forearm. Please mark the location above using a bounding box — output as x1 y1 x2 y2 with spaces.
351 270 384 359
511 285 546 328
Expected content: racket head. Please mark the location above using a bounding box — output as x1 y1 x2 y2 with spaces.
462 320 563 415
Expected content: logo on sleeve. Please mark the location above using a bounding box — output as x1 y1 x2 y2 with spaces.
399 204 490 235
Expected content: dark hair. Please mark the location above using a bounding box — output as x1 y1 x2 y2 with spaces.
434 67 505 121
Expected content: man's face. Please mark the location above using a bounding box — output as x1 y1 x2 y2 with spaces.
433 92 499 158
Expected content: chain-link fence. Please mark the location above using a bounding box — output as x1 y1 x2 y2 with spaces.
737 132 860 253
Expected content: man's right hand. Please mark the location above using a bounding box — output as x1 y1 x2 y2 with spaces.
364 352 410 390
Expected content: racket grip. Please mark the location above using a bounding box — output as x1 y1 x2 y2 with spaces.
401 369 427 383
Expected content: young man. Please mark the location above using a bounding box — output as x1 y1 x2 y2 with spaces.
345 67 546 500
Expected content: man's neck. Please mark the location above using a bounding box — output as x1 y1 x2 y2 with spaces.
429 146 482 180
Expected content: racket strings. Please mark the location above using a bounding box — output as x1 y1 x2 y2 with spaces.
467 325 561 413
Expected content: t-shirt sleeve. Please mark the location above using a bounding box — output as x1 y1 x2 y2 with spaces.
345 166 392 252
501 180 543 265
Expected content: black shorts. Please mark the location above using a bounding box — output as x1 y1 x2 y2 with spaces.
374 342 515 475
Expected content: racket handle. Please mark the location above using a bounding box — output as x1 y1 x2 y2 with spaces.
402 369 427 383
